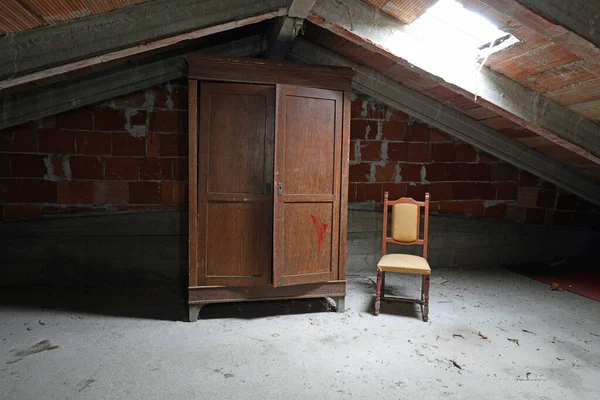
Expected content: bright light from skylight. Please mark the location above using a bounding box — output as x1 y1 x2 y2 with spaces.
410 0 518 61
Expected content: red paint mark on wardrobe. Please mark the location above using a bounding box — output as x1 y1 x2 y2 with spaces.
311 215 329 253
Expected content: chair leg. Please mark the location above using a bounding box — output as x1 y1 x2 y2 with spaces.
381 271 386 299
375 269 382 316
422 275 430 322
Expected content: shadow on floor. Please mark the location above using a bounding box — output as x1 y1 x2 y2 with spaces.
0 283 339 322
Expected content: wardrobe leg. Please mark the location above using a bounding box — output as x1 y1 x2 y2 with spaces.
188 304 201 322
335 297 345 313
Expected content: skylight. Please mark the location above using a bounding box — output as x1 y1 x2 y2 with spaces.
410 0 518 61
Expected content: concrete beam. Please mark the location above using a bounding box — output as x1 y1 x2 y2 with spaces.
310 0 600 165
0 0 289 81
289 38 600 206
516 0 600 49
265 0 316 60
0 36 264 131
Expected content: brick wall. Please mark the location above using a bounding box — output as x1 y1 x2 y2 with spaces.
0 80 189 220
349 94 599 228
0 83 598 228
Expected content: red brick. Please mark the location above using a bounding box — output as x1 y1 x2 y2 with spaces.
55 108 93 130
407 143 430 162
11 154 46 177
159 134 188 157
151 110 182 133
445 163 469 181
2 205 42 220
506 205 526 223
382 183 407 200
348 183 357 202
38 116 56 129
429 182 453 200
114 91 147 108
485 203 507 221
477 153 498 163
359 141 382 162
407 184 429 200
0 128 38 152
351 120 377 140
129 182 161 204
387 142 407 161
517 186 538 206
139 158 172 180
146 133 160 157
552 211 572 226
58 181 94 205
94 107 127 131
468 164 491 181
400 164 423 182
525 208 545 224
349 163 371 183
365 102 387 119
496 183 518 200
112 133 146 156
355 183 382 202
491 164 518 181
38 129 75 153
76 132 111 155
389 110 409 121
3 179 57 203
477 183 497 200
439 200 484 216
94 181 129 206
375 163 396 182
556 193 579 210
0 156 9 177
425 164 445 181
381 121 406 141
544 209 554 226
161 181 187 206
453 182 477 199
69 156 104 180
537 190 557 208
429 128 452 142
405 123 429 142
431 143 454 162
500 127 537 139
454 144 477 162
351 98 364 119
172 158 188 180
105 157 139 180
519 171 539 186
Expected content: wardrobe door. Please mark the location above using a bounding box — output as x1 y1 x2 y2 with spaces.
273 85 343 287
197 83 275 286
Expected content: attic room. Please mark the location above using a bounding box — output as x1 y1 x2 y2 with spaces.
0 0 599 398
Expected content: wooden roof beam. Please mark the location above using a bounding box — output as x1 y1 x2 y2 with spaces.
310 0 600 165
0 36 265 131
0 0 289 86
289 38 600 206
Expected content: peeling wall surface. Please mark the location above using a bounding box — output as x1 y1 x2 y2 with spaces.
0 81 599 286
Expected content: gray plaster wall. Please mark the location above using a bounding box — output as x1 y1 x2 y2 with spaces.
1 209 599 287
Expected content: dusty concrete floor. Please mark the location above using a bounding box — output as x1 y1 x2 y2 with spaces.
0 267 599 400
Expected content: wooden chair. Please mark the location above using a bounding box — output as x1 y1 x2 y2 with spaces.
374 191 431 321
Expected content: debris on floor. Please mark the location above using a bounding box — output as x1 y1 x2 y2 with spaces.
450 359 462 370
478 332 488 340
507 338 520 346
551 282 564 291
522 329 536 335
453 334 465 339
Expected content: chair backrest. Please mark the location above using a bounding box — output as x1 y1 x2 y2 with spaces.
382 191 430 259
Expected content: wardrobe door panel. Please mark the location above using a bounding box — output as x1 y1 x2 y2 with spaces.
273 85 343 287
197 83 275 287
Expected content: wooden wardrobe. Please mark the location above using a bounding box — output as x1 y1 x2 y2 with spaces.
185 54 353 322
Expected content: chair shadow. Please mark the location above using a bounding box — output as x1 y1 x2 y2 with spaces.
360 280 423 320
